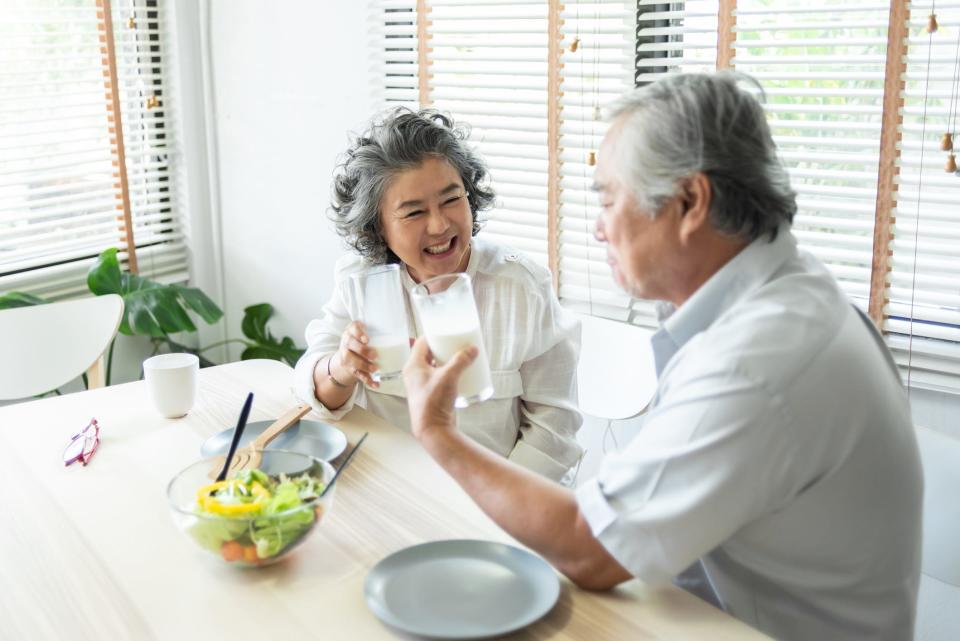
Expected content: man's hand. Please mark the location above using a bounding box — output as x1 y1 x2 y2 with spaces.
402 337 478 447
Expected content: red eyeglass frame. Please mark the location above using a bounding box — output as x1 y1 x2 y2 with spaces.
63 419 100 467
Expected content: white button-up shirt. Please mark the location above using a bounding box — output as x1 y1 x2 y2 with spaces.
576 227 922 641
294 237 583 482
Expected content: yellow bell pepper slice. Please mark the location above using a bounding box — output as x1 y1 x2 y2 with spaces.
196 480 269 517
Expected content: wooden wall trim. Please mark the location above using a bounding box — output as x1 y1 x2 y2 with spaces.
96 0 137 273
717 0 737 69
869 1 910 328
547 0 563 290
416 0 432 107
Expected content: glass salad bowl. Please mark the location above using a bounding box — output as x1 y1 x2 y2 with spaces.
167 449 336 567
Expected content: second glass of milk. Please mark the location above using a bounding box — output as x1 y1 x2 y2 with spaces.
410 273 494 408
350 263 411 382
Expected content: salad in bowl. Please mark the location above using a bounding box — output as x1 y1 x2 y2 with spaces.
167 450 336 567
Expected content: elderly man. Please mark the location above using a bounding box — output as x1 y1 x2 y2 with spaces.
402 72 922 641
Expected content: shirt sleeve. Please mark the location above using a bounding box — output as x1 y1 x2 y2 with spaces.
575 369 795 585
507 276 584 483
293 266 362 421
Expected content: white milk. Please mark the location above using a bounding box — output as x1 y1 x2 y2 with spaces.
426 326 494 406
370 335 410 380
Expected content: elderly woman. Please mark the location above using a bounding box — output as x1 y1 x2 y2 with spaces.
293 108 582 482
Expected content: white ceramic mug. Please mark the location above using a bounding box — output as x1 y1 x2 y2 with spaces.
143 353 199 418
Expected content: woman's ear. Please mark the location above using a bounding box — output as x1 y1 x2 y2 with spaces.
678 173 712 244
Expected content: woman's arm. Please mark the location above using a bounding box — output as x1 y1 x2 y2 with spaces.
294 316 359 420
507 276 584 482
294 259 378 419
312 350 356 412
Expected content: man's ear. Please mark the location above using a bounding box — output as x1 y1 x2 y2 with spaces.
678 172 712 245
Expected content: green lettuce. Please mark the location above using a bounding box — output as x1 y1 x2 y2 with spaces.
188 517 248 553
251 481 316 558
190 470 324 560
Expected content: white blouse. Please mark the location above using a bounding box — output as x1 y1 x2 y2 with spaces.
293 237 583 482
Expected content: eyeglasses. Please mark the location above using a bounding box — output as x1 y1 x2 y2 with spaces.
63 419 100 467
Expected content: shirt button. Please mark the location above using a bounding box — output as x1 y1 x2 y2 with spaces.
504 254 519 262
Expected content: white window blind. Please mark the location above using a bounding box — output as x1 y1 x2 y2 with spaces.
731 1 890 311
886 3 960 392
559 0 718 327
557 1 643 323
373 1 960 393
0 0 186 301
371 0 419 109
425 0 553 267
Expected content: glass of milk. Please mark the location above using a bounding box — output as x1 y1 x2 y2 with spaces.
350 264 411 382
410 273 494 408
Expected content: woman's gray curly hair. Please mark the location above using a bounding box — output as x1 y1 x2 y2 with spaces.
329 108 495 265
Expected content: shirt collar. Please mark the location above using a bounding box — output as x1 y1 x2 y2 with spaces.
651 226 798 376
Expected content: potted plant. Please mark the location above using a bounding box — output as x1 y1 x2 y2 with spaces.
0 248 305 387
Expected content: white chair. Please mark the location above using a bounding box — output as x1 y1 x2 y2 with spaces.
574 313 657 483
0 294 124 400
915 426 960 641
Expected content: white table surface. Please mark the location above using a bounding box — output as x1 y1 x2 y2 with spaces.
0 358 770 641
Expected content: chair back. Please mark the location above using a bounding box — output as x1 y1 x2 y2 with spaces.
576 313 657 421
0 294 124 400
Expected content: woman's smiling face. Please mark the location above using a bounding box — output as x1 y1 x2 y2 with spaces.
379 156 474 283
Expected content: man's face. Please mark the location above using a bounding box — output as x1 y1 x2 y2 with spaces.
593 120 684 302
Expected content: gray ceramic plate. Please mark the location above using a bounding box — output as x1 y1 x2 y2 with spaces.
199 419 348 463
364 540 560 639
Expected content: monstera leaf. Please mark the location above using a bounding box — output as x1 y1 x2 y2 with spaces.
87 248 223 337
240 303 305 367
0 291 48 310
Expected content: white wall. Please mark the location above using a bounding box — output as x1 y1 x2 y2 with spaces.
911 389 960 438
176 0 374 363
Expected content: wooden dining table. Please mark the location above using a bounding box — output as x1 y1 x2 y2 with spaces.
0 359 770 641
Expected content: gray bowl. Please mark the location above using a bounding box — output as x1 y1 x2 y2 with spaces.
200 419 348 463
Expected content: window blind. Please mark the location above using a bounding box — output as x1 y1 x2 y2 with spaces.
731 1 891 311
557 0 645 323
375 0 960 393
0 0 186 302
371 0 714 322
559 0 718 327
885 3 960 392
371 0 419 109
424 0 555 267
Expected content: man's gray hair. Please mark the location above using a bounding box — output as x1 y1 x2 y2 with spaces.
609 72 796 242
329 108 494 264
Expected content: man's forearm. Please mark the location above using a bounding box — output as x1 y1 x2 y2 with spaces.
421 430 631 590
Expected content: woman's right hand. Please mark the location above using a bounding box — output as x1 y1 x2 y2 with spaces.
329 320 380 388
